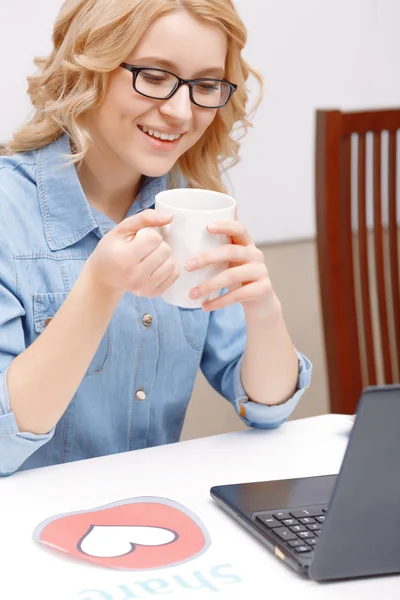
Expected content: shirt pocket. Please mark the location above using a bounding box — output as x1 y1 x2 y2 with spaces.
179 307 209 350
33 292 110 377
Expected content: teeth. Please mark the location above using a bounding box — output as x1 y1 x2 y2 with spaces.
140 126 181 142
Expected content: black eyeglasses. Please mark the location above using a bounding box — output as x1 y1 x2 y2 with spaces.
120 63 237 109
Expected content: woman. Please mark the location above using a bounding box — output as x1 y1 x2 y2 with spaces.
0 0 311 475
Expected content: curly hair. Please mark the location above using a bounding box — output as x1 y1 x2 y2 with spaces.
5 0 263 193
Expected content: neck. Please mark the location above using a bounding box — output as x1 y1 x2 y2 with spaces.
77 144 142 224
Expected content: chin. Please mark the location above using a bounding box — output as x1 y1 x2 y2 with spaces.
138 162 177 179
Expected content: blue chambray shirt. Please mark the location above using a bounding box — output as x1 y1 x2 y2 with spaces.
0 134 312 476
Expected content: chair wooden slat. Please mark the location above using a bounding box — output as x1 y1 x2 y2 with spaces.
373 133 392 382
357 133 376 383
388 131 400 375
342 135 361 378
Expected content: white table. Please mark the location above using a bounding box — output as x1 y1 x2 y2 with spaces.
1 414 399 599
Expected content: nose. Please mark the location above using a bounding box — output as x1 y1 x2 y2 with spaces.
159 83 193 123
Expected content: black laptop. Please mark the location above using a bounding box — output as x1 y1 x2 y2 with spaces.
210 385 400 581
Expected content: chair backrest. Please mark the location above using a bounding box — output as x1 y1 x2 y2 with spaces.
316 108 400 414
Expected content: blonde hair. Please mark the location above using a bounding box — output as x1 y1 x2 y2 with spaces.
5 0 263 193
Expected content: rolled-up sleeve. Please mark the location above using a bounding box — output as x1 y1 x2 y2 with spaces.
0 243 54 476
200 300 312 430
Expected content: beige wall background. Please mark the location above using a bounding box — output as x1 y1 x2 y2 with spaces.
181 239 330 441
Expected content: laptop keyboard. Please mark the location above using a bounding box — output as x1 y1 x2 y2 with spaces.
255 504 329 556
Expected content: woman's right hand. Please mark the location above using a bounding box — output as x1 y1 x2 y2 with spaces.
85 209 179 298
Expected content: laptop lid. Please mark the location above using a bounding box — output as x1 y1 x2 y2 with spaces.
309 385 400 580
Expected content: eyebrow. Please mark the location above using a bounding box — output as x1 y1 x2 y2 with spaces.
130 56 225 79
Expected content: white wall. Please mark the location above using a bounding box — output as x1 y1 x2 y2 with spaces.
1 0 399 243
231 0 400 243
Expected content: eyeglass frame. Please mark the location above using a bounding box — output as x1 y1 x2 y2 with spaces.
120 63 238 109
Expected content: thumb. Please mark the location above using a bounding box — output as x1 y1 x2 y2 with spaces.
117 209 173 235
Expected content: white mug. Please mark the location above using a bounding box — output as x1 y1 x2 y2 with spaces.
155 188 236 308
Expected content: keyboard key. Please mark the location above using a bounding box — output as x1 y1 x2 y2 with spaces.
282 518 299 527
299 517 316 524
316 516 326 523
306 524 321 531
256 515 281 529
294 545 311 553
290 524 306 533
306 538 317 546
288 539 305 548
298 531 313 539
314 531 321 537
273 527 297 541
290 506 327 519
273 511 293 521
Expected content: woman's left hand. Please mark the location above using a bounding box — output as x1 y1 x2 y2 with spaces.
184 220 278 317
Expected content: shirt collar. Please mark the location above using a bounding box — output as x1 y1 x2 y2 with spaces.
36 134 169 251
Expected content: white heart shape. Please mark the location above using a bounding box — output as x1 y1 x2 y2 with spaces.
79 525 177 558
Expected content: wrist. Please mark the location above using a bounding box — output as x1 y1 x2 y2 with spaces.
81 259 125 307
243 292 282 322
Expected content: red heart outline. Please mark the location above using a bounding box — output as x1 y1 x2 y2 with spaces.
33 497 211 570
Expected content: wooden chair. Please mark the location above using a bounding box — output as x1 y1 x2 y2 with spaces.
316 108 400 414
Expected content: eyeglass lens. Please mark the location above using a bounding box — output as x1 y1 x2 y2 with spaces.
135 69 230 107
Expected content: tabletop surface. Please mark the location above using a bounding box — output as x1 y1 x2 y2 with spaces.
1 414 399 599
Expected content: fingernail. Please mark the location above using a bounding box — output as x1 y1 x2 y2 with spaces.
190 287 200 299
185 258 197 271
207 223 218 232
162 213 173 220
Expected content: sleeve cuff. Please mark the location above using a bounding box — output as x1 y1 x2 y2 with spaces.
233 351 312 429
0 362 55 439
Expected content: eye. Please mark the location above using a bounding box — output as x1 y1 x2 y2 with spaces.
140 73 168 84
195 82 221 94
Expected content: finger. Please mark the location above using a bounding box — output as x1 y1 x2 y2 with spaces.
140 240 172 274
151 259 179 288
131 227 165 262
185 244 262 271
207 221 253 245
190 263 267 300
202 279 268 311
154 265 180 295
117 209 173 235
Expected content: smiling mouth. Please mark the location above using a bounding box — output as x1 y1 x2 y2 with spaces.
138 125 185 142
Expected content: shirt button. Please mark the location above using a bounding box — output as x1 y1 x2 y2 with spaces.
44 317 53 327
136 389 146 401
142 314 153 328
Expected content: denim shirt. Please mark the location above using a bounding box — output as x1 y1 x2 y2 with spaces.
0 134 312 476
